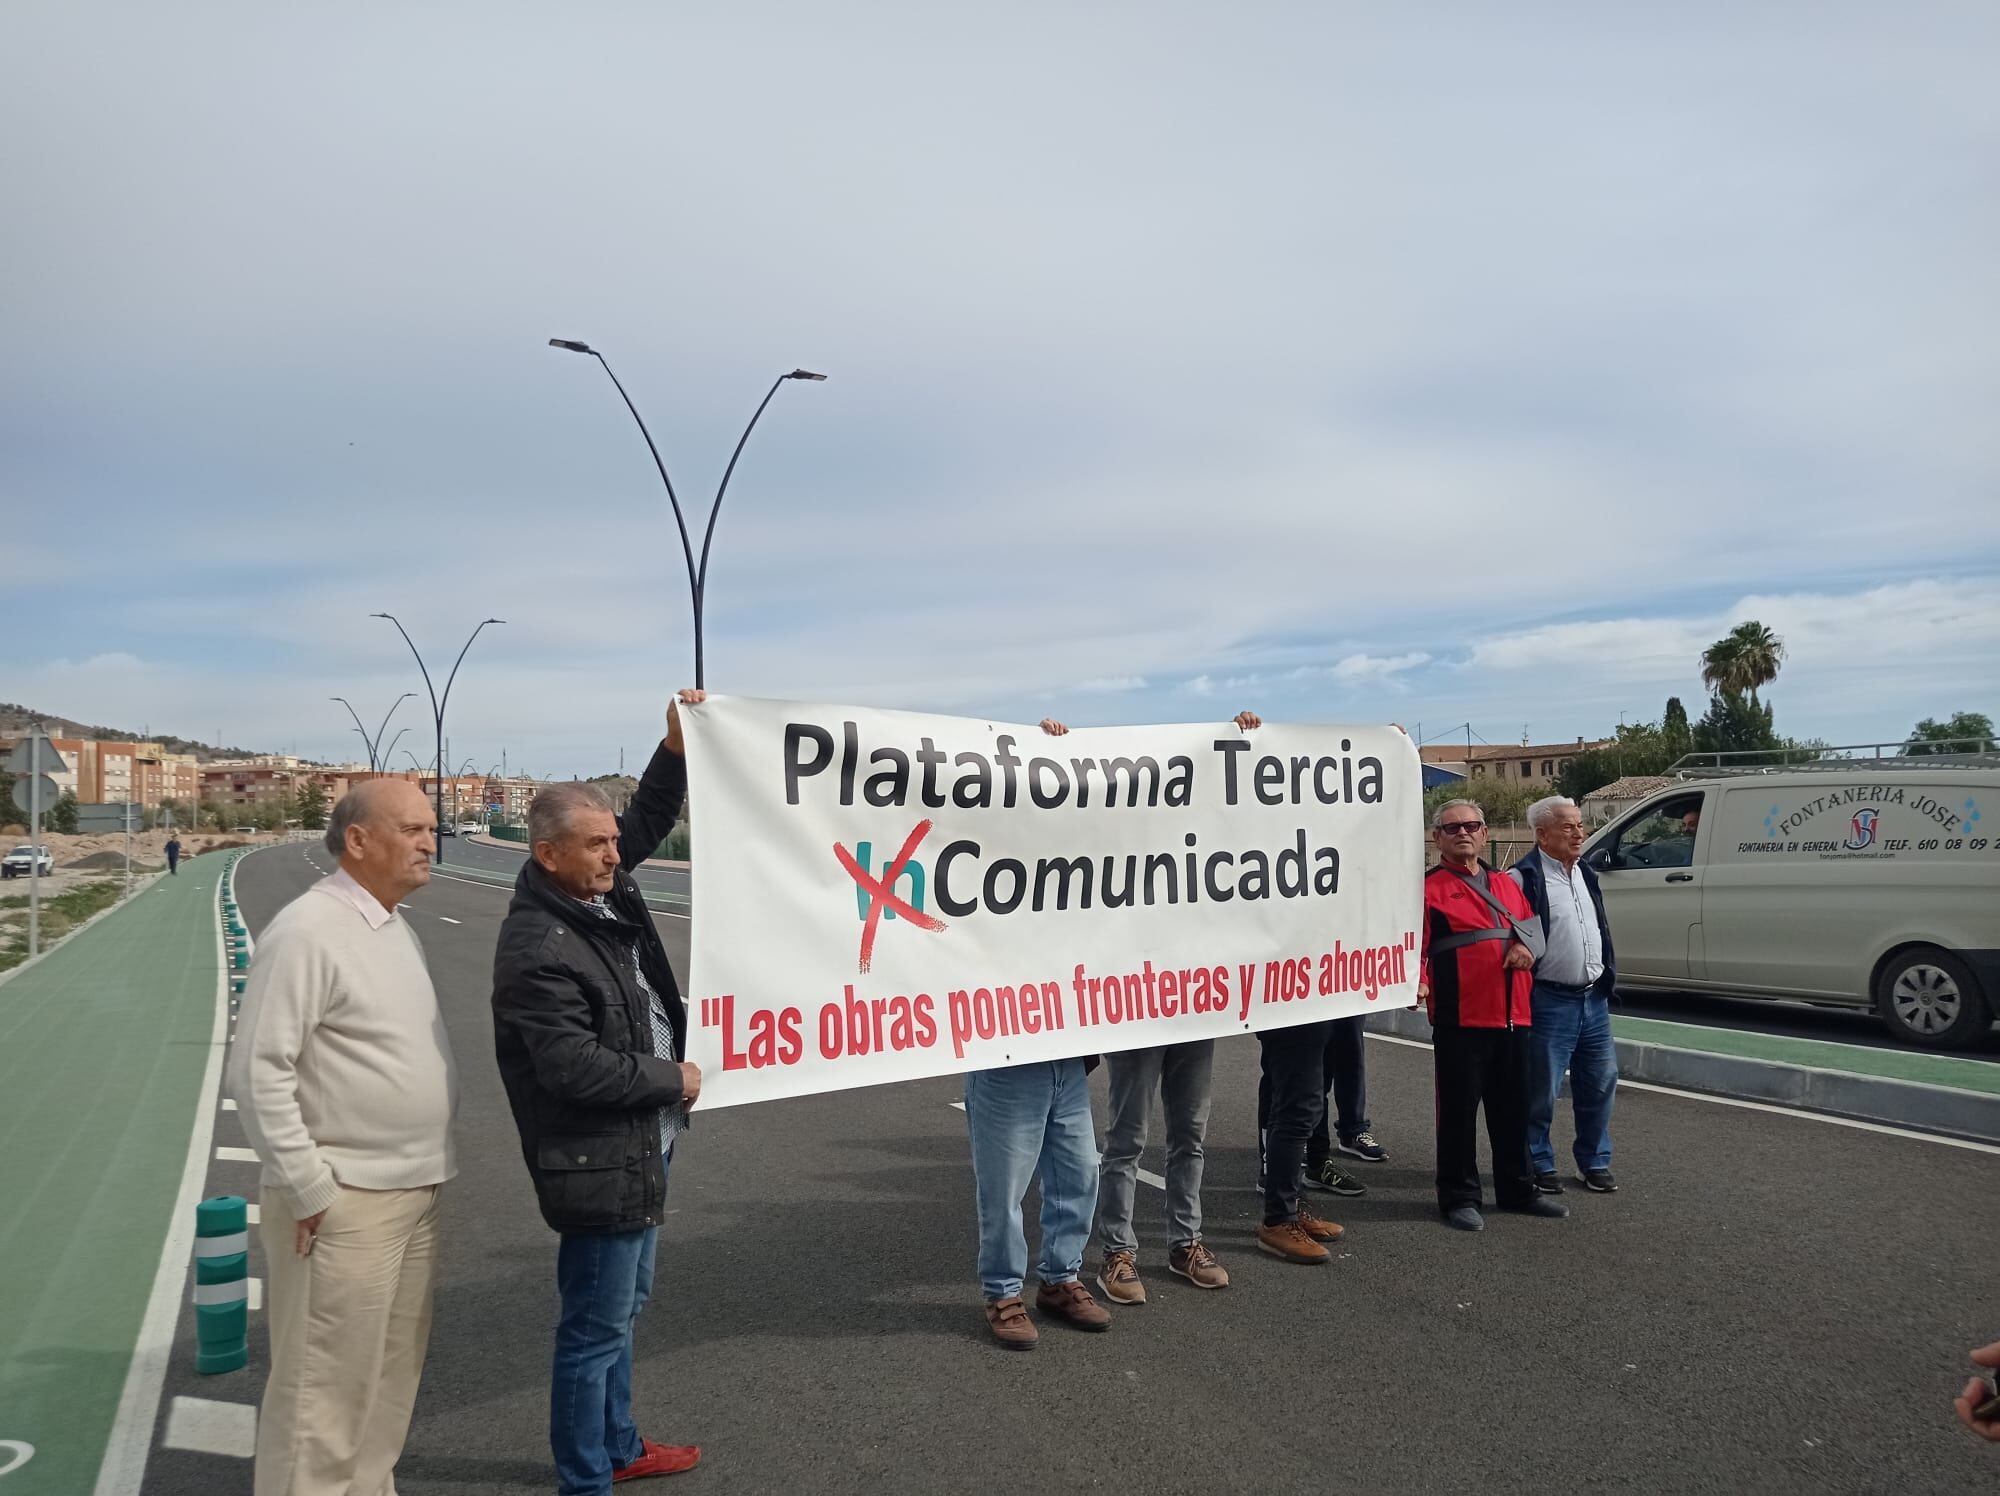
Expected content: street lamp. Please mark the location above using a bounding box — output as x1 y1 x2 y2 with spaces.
330 693 414 772
548 338 825 687
381 727 412 771
372 614 504 862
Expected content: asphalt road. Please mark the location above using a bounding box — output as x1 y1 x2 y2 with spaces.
137 843 2000 1495
437 834 690 905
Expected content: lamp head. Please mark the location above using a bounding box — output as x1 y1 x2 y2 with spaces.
786 369 828 381
549 339 595 354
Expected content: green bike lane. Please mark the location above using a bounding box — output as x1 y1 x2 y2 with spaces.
0 867 225 1496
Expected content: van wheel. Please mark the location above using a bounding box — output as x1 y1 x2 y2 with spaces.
1875 947 1990 1049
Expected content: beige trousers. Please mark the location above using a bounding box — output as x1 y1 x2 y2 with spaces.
255 1183 443 1496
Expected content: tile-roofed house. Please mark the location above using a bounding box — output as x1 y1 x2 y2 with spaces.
1578 774 1677 822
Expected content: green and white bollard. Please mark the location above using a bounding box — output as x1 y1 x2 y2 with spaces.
194 1194 251 1374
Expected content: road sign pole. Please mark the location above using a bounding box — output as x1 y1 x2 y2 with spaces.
26 729 39 959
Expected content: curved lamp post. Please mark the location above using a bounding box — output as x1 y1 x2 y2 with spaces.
372 613 504 862
330 692 414 772
380 727 412 771
548 338 824 686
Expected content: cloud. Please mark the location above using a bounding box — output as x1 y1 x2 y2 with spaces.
1074 675 1148 693
4 4 1997 767
1330 651 1433 683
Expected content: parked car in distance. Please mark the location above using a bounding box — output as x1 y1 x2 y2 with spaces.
457 821 483 837
437 822 456 836
1582 764 2000 1049
2 845 55 879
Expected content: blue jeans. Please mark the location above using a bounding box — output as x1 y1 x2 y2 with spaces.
1527 983 1618 1173
552 1220 659 1495
963 1059 1098 1301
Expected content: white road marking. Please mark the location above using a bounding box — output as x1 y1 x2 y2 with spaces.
424 864 691 918
91 870 238 1496
246 1203 259 1225
215 1147 260 1164
1364 1032 2000 1154
0 1442 35 1478
249 1277 261 1312
220 1098 236 1111
438 916 461 925
159 1397 256 1459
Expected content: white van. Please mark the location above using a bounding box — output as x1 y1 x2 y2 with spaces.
1581 764 2000 1049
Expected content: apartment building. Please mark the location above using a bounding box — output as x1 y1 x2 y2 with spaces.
1418 736 1613 791
199 765 352 819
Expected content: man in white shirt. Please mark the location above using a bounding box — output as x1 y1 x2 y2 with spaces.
1509 795 1620 1196
227 778 459 1496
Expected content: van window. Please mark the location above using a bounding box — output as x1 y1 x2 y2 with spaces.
1606 792 1705 869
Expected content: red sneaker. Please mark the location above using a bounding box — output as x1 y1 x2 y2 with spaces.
613 1437 701 1482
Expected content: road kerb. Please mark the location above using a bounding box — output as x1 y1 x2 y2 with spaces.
1365 1006 2000 1145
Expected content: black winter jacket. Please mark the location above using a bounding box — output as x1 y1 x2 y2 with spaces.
491 741 690 1234
1510 847 1618 999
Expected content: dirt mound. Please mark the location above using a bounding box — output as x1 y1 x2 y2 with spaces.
66 850 162 872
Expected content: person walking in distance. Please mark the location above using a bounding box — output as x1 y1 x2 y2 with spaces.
1093 710 1262 1305
228 779 458 1496
165 832 182 875
1510 795 1620 1195
1419 799 1569 1233
491 691 704 1492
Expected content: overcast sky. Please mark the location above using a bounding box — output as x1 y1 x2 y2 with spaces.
5 2 1996 774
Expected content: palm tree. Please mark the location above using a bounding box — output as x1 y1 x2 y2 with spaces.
1701 620 1785 704
1700 634 1745 698
1725 620 1785 704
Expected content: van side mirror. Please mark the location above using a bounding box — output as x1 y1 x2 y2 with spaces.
1585 847 1622 872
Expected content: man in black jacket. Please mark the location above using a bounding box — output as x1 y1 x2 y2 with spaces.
492 689 703 1495
1510 794 1621 1196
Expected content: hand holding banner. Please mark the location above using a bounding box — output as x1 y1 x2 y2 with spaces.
682 697 1422 1108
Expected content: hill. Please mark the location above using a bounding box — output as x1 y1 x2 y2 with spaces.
0 702 265 763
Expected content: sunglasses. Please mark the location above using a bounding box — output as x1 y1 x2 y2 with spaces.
1437 820 1485 835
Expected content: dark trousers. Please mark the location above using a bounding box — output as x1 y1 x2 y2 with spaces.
1256 1015 1369 1168
1257 1021 1333 1226
167 853 179 874
1432 1024 1536 1213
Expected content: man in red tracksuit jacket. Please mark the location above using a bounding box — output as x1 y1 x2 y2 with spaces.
1419 800 1571 1233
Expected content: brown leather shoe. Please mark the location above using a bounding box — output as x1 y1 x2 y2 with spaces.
1096 1249 1147 1305
1035 1279 1112 1330
1297 1204 1346 1243
985 1296 1038 1350
1256 1220 1331 1264
1168 1239 1229 1289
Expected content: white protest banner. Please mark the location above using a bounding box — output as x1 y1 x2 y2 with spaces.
681 696 1423 1108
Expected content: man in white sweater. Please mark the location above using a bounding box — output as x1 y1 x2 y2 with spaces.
227 778 459 1496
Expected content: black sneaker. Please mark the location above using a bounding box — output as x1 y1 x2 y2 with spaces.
1534 1172 1564 1195
1581 1169 1618 1193
1335 1131 1388 1163
1303 1158 1366 1197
